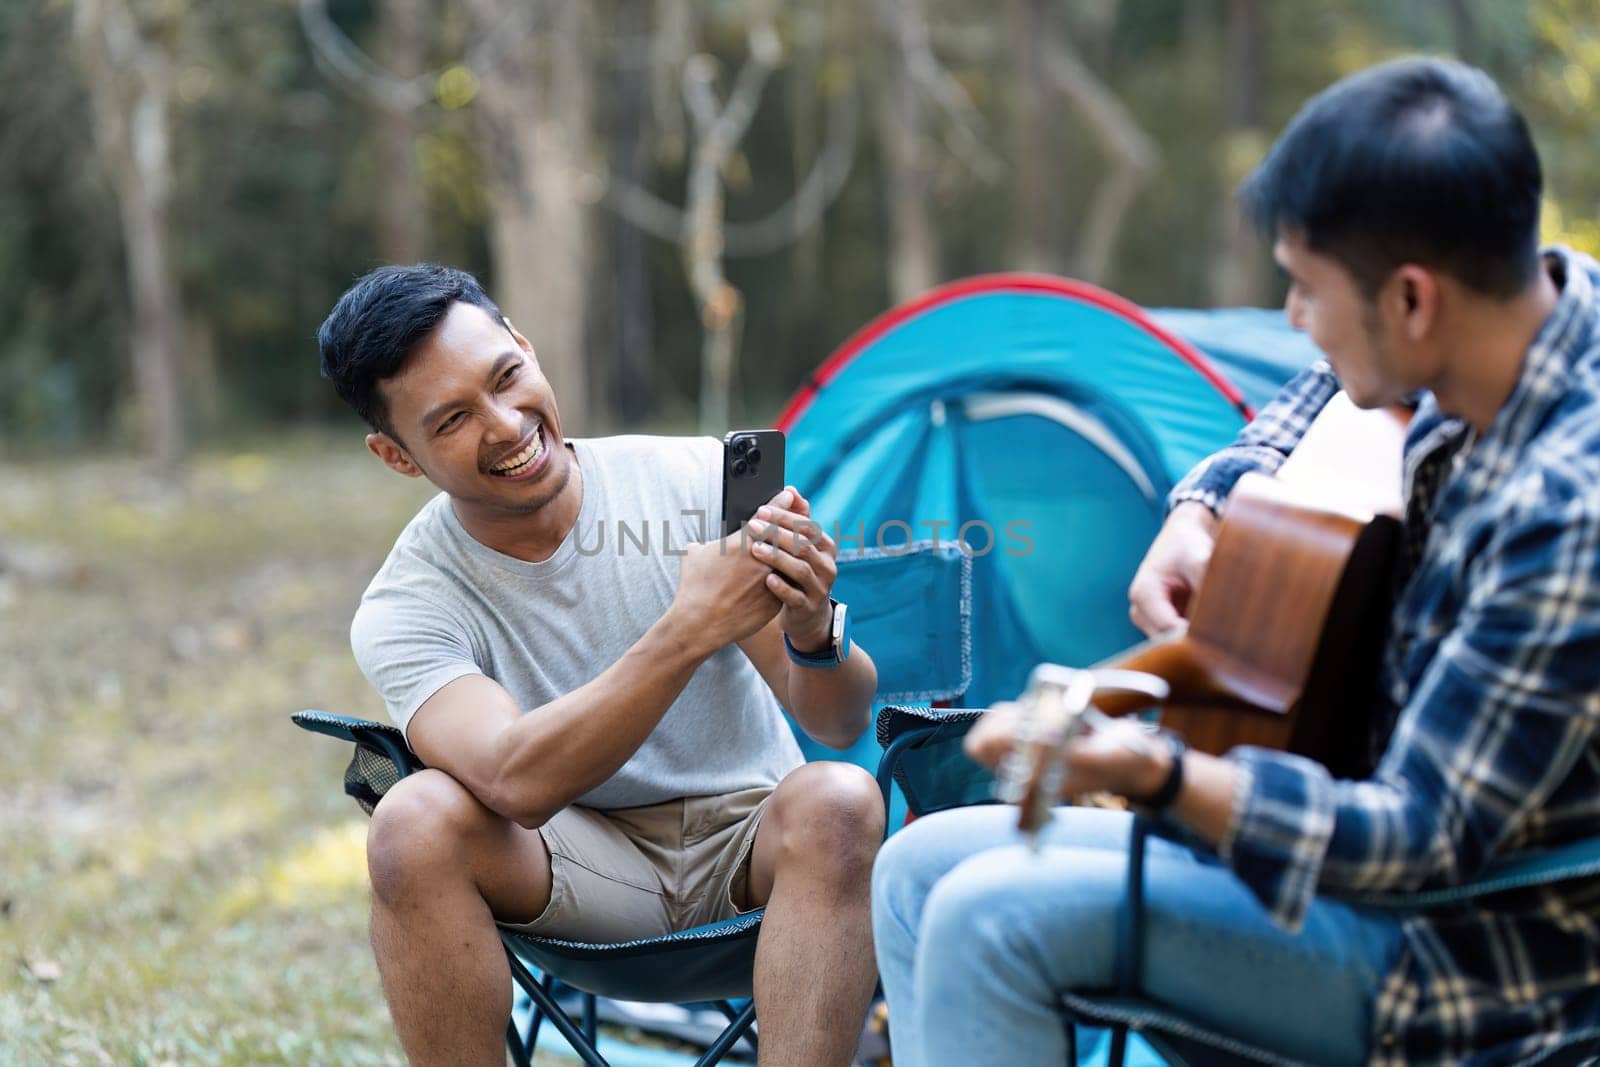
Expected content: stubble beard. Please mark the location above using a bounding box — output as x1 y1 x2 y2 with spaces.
484 445 576 518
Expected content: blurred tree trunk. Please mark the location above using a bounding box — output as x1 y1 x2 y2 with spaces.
375 0 428 263
683 16 782 434
789 6 824 297
468 0 596 432
1067 0 1119 74
650 0 692 167
1007 0 1063 274
600 5 856 431
1446 0 1479 66
876 0 940 304
72 0 186 471
183 315 223 437
1043 28 1158 285
1210 0 1270 307
610 0 654 424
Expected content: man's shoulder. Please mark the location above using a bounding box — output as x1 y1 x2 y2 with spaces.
358 492 467 609
1518 386 1600 511
583 433 720 470
581 434 721 513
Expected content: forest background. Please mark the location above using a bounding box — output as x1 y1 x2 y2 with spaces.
5 0 1600 461
3 2 1600 1064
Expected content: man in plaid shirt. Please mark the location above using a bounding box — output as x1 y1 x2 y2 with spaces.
872 58 1600 1065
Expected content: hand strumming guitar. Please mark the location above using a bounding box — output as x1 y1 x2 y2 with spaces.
1127 501 1218 636
965 700 1173 805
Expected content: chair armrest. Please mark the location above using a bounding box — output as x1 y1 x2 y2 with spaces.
292 708 400 743
1353 835 1600 910
874 704 995 820
874 703 986 748
291 709 425 785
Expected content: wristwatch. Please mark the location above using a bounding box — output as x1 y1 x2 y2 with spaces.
782 599 851 668
1129 732 1187 814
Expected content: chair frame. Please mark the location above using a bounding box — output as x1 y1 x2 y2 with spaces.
293 709 759 1067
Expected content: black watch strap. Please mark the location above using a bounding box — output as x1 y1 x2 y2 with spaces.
1131 732 1187 813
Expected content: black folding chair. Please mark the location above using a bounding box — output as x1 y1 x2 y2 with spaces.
294 709 759 1067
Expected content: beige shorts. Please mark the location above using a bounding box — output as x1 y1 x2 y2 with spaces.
500 785 773 944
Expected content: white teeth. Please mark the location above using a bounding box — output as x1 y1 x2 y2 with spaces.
490 426 544 475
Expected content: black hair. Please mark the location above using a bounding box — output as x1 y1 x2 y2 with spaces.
318 263 505 437
1239 56 1542 298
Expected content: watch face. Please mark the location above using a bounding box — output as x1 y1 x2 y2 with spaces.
831 601 848 658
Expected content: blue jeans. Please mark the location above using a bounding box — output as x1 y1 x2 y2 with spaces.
871 805 1405 1066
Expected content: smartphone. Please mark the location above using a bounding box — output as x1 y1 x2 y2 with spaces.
721 429 786 537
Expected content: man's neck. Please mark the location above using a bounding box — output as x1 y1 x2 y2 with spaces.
1433 265 1562 434
452 444 584 563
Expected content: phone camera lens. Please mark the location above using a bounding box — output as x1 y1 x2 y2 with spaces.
733 437 753 456
745 447 762 465
732 458 749 477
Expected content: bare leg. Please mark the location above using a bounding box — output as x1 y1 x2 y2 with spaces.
365 769 555 1067
745 762 885 1067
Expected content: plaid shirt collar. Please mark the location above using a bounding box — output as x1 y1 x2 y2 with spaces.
1409 248 1596 497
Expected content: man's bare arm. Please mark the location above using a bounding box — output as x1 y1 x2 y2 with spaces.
408 532 781 827
740 619 877 749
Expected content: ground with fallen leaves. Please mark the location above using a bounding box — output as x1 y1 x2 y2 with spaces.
0 433 571 1065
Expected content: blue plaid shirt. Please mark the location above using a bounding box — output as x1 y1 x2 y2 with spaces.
1169 248 1600 1064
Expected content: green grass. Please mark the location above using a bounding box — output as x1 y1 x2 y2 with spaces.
0 432 578 1064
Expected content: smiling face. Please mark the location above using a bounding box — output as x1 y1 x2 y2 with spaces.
1275 230 1436 409
366 301 575 523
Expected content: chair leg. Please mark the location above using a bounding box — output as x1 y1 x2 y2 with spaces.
713 1000 758 1057
506 1016 534 1067
583 991 599 1045
694 1000 758 1067
1101 817 1151 1067
515 973 553 1061
502 943 611 1067
1108 1026 1128 1067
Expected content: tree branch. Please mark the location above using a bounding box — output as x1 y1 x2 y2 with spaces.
599 68 858 257
1041 36 1157 176
1041 35 1160 281
879 0 1001 183
297 0 435 111
713 20 782 148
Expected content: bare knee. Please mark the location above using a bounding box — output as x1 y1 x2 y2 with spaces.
367 769 496 906
769 762 885 878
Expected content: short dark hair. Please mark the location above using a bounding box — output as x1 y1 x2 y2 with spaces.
1239 57 1542 298
318 263 505 436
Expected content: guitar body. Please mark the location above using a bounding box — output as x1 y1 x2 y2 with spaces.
1093 395 1409 778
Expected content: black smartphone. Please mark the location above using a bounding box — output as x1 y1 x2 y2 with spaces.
721 429 787 537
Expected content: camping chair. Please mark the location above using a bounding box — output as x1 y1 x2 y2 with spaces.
873 704 1600 1067
294 708 760 1067
292 541 974 1066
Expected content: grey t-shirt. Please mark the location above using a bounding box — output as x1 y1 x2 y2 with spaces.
350 434 804 810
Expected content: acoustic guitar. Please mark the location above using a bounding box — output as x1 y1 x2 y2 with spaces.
998 393 1410 836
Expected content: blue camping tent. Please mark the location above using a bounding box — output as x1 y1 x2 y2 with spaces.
1147 306 1323 411
779 274 1321 714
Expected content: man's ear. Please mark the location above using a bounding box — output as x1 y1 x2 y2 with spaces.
1389 265 1439 342
503 317 537 362
367 431 423 478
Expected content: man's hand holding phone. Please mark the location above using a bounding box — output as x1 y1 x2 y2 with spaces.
672 527 783 654
745 486 838 652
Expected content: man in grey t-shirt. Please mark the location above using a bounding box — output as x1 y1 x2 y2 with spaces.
319 265 881 1067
